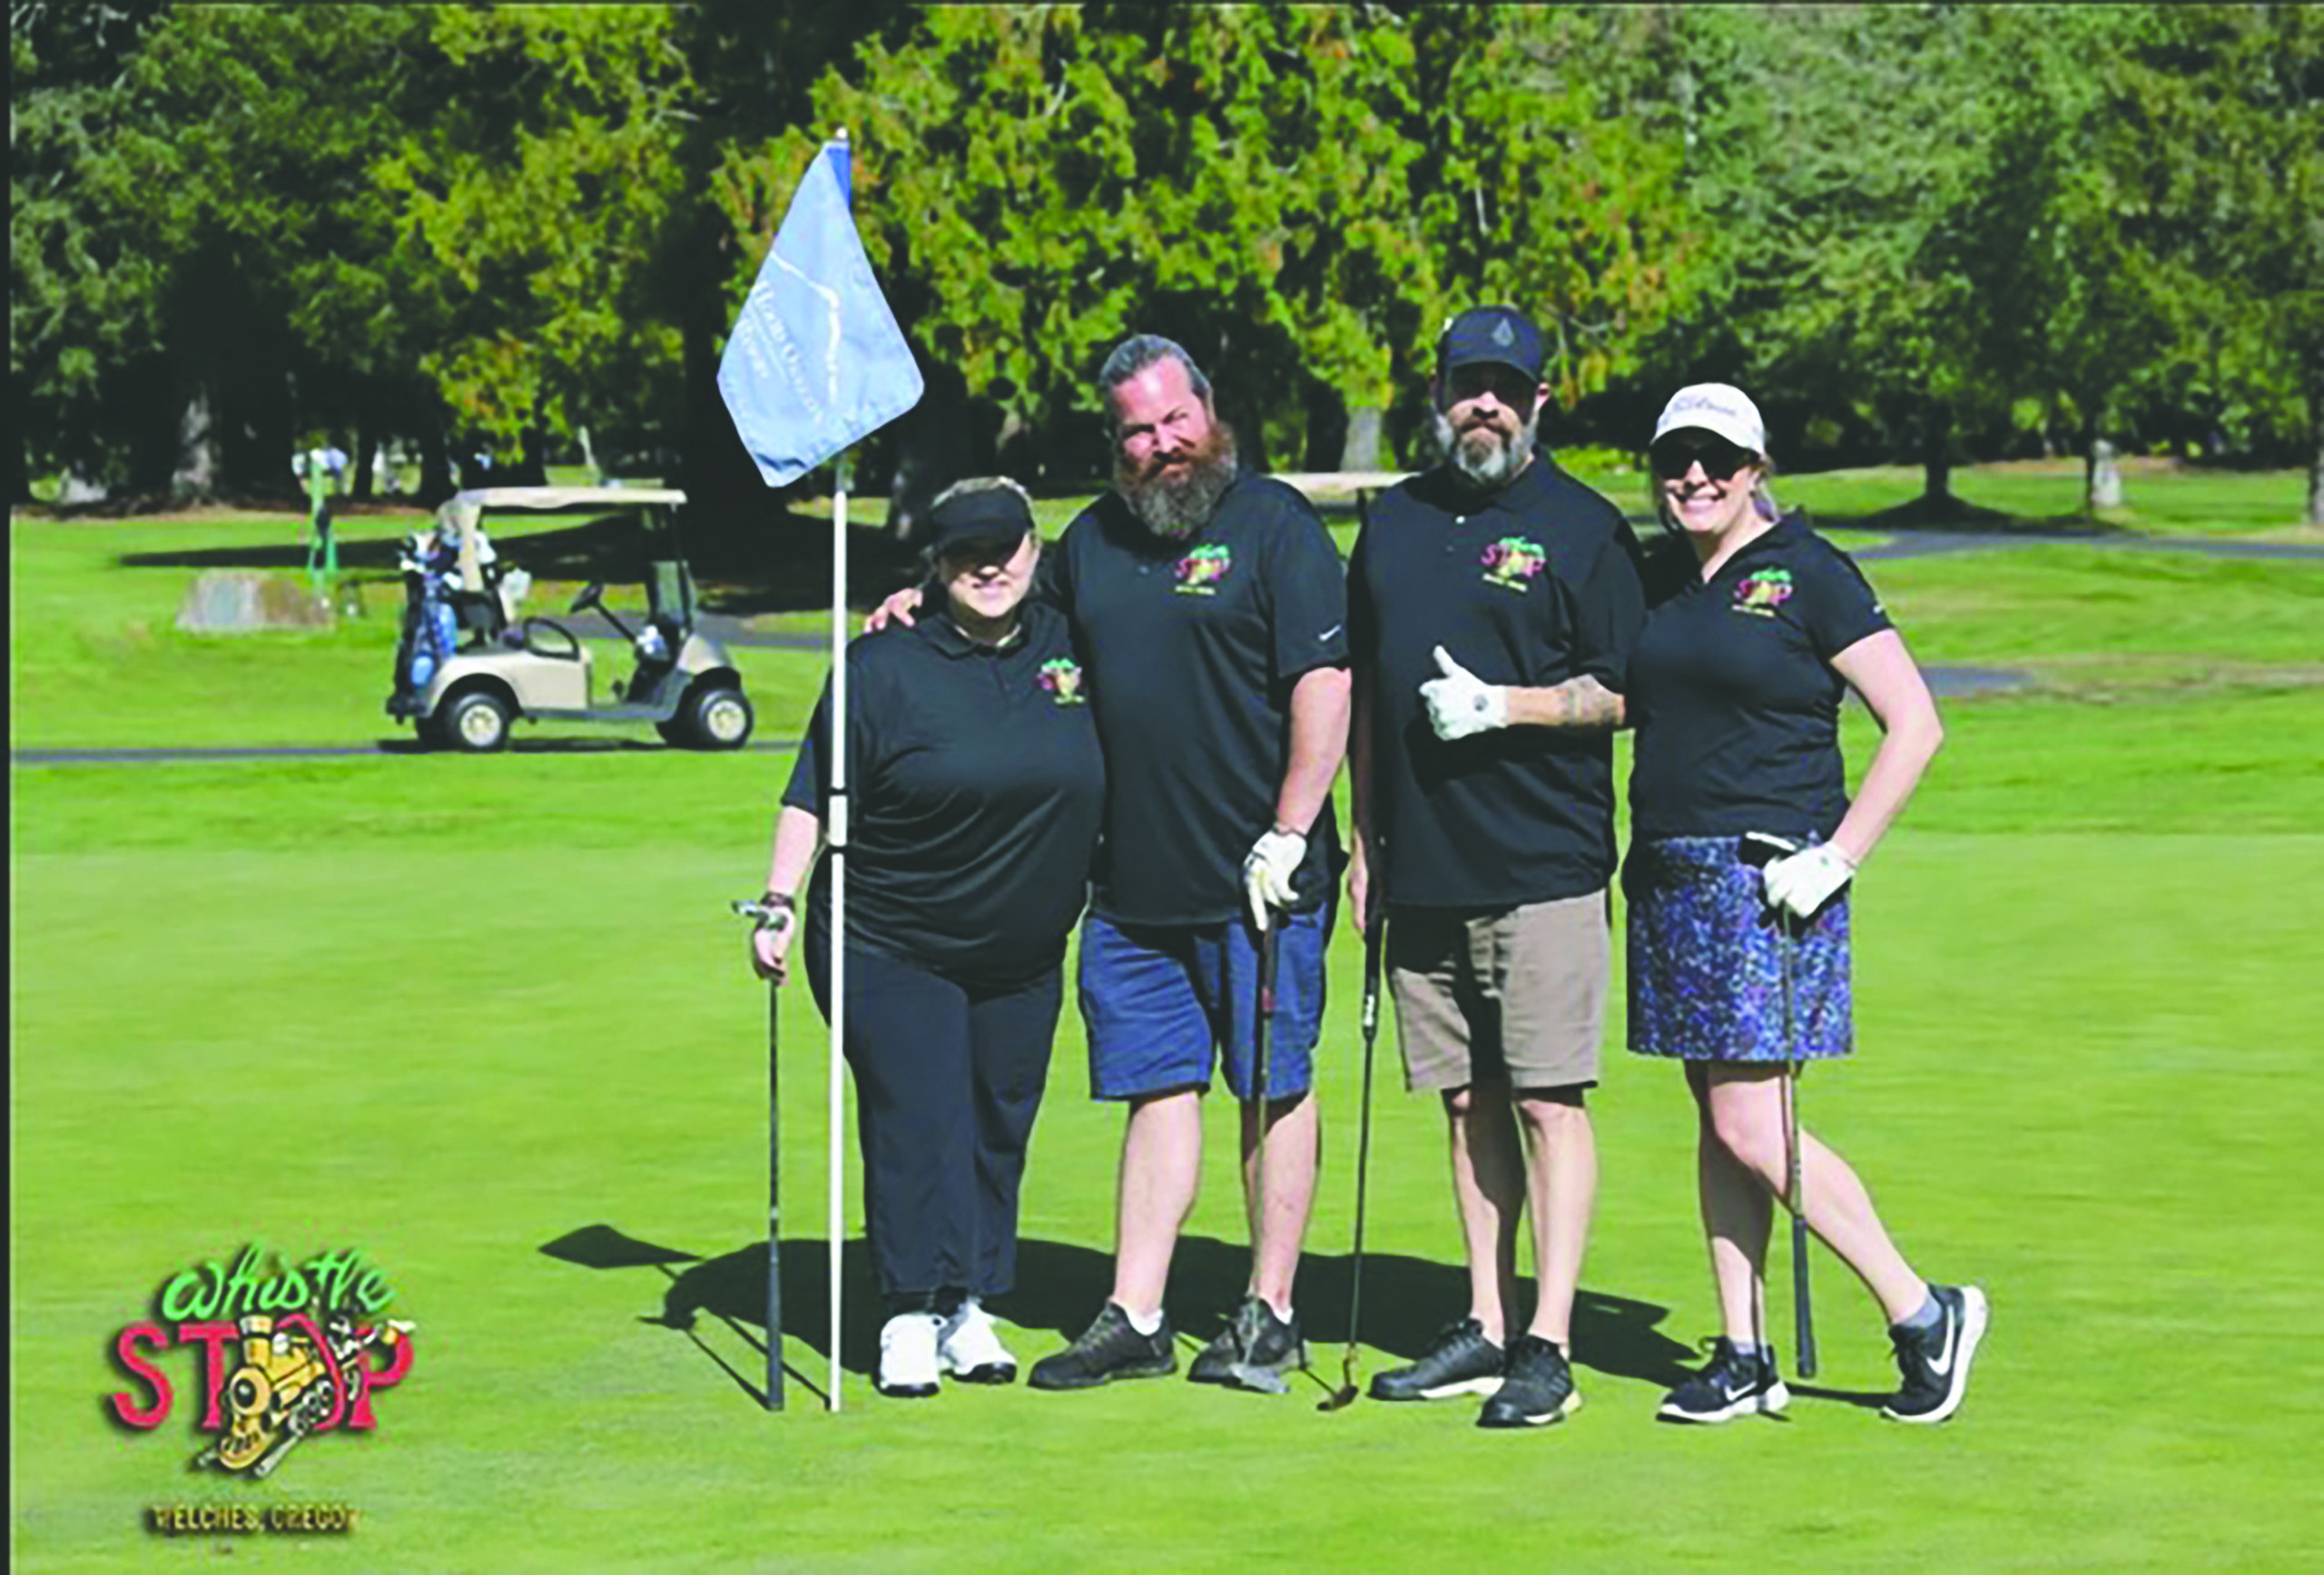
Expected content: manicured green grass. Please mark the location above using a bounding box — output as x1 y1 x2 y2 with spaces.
1770 461 2309 538
11 495 2324 1569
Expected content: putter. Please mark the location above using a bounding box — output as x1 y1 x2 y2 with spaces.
1319 910 1385 1413
1226 907 1290 1394
732 897 789 1412
1738 834 1817 1381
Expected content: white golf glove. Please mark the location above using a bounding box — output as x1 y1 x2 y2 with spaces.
1762 843 1856 921
1421 646 1508 741
1243 828 1306 931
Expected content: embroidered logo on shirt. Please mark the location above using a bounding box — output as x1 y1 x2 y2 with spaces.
1174 543 1233 595
1480 536 1547 591
1732 567 1796 617
1038 656 1088 705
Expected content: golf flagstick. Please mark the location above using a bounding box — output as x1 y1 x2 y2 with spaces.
827 451 851 1413
715 121 925 1413
1320 910 1384 1412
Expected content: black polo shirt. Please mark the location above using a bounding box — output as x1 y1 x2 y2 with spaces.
783 598 1106 988
1627 513 1894 841
1050 476 1348 928
1349 451 1646 906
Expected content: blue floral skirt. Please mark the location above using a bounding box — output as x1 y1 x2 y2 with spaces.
1624 835 1853 1063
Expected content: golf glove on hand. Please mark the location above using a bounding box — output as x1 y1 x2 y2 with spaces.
1762 843 1856 921
746 899 796 981
1421 647 1508 741
1243 828 1305 931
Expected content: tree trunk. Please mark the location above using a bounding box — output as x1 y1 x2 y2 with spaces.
1921 399 1954 502
415 411 456 507
172 387 222 498
2309 360 2324 527
1339 405 1386 474
350 407 376 501
2089 438 2122 511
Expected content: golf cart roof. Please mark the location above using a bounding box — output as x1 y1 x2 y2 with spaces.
449 487 688 510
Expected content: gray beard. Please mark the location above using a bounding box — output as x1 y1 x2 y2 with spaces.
1433 409 1538 491
1117 427 1239 540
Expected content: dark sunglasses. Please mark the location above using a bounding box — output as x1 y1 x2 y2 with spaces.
1650 438 1755 481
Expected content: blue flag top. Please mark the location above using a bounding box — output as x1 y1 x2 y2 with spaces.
718 140 922 488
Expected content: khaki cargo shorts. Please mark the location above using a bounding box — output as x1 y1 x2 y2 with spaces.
1387 891 1610 1093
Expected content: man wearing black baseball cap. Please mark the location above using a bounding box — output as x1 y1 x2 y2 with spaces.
1345 305 1647 1427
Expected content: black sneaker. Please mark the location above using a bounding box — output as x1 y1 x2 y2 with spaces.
1658 1338 1790 1423
1368 1317 1506 1402
1475 1335 1581 1428
1189 1295 1305 1393
1027 1304 1177 1392
1882 1284 1988 1424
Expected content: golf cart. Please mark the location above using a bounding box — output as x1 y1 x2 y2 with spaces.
385 487 754 753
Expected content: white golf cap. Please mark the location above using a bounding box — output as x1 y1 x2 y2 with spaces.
1652 383 1767 455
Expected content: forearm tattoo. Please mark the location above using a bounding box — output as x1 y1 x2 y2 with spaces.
1545 674 1624 729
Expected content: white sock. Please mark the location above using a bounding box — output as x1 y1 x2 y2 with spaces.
1120 1304 1163 1336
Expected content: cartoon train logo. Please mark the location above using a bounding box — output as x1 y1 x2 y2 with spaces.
192 1312 414 1479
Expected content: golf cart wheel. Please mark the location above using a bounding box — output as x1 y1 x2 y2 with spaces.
681 684 753 750
444 689 512 753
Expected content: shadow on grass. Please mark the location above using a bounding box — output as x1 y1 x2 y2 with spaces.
116 508 931 616
540 1223 1697 1402
1829 495 2126 537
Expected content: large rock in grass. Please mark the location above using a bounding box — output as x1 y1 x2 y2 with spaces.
175 571 335 633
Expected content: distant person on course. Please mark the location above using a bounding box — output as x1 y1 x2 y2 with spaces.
1346 305 1646 1429
1623 383 1988 1425
752 477 1106 1400
872 335 1352 1394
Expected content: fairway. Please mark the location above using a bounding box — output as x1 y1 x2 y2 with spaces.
12 504 2324 1569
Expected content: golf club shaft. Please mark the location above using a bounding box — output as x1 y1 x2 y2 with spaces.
766 983 785 1412
1345 915 1383 1383
1251 912 1279 1260
1779 919 1817 1379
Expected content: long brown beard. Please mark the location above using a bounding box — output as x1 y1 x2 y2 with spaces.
1114 421 1239 540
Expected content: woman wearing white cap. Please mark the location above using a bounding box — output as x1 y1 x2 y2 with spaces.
1622 384 1987 1425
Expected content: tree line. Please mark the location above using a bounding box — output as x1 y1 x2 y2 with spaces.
12 3 2320 534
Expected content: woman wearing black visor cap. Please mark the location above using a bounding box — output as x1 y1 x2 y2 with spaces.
749 477 1106 1400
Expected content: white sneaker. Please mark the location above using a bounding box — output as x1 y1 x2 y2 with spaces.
877 1312 942 1398
938 1298 1019 1383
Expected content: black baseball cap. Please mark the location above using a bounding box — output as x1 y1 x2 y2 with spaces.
1437 305 1545 382
927 484 1032 555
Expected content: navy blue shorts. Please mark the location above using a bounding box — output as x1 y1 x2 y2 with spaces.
1078 902 1334 1101
1623 835 1853 1063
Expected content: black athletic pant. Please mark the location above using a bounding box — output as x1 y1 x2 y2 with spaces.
804 922 1059 1303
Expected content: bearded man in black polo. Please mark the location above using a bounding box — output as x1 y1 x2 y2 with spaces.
1346 306 1646 1429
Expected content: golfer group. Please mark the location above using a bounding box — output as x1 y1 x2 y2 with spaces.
747 308 1988 1429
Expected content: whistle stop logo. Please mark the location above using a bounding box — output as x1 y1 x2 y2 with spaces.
107 1245 415 1482
1732 567 1796 617
1481 536 1547 591
1174 543 1233 595
1038 656 1087 705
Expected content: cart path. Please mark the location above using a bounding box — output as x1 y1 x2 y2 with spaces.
12 662 2037 767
